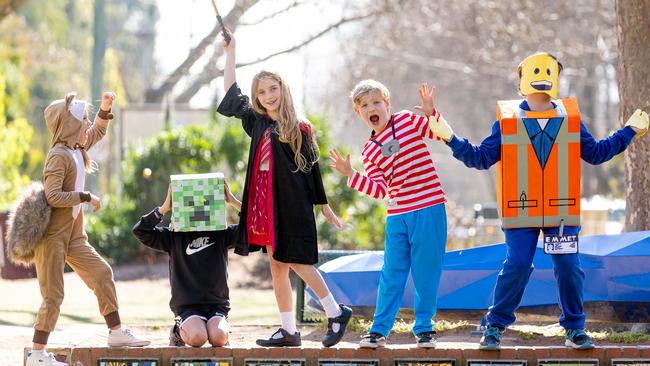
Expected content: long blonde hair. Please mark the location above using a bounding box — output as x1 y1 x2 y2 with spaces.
251 71 319 173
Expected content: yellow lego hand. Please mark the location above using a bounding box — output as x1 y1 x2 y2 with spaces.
429 114 454 142
625 109 649 138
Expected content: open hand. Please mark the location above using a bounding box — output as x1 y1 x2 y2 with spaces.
625 109 649 138
329 149 354 177
321 204 343 229
414 83 436 117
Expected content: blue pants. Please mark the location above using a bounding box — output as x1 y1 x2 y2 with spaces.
486 225 586 330
370 203 447 336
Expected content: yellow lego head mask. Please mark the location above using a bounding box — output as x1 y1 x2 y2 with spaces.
518 53 563 99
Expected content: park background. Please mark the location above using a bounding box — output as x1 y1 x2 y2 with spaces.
1 0 650 363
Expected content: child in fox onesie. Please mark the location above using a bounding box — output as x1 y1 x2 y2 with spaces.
26 92 149 366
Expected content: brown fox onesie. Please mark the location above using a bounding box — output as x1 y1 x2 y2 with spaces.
32 93 118 345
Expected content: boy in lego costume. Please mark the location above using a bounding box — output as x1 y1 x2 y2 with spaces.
430 52 648 350
27 92 149 366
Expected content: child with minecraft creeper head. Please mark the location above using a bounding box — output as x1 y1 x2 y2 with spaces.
132 180 242 347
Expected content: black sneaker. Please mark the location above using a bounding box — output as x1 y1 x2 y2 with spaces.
256 328 301 347
415 331 436 348
322 304 353 347
359 332 386 349
169 318 185 347
479 325 502 350
565 329 594 349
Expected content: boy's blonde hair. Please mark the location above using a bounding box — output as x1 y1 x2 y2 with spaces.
350 79 391 106
251 70 319 173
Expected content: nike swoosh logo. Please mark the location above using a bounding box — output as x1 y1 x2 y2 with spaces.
186 241 216 255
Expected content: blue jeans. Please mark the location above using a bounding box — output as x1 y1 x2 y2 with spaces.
486 225 585 329
370 203 447 336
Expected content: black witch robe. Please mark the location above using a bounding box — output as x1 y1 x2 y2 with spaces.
217 83 328 264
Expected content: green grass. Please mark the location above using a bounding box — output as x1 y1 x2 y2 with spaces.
601 330 650 343
327 317 472 335
0 274 279 327
518 331 537 340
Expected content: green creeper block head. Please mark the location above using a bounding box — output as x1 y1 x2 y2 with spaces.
170 172 226 232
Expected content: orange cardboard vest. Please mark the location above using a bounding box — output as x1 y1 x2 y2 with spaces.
496 98 581 228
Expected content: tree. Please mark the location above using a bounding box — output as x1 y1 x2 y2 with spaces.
0 58 33 211
91 0 106 104
145 0 380 103
616 0 650 231
0 0 27 20
321 0 622 208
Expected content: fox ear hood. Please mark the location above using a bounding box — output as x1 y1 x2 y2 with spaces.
45 92 85 148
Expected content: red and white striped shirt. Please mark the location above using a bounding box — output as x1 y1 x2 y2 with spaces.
347 110 446 216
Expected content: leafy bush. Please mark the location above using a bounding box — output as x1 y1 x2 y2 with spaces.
88 123 233 263
87 112 390 264
86 195 139 264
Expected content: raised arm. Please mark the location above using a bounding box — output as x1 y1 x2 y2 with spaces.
132 185 174 252
216 30 257 136
85 92 115 150
224 180 242 212
222 30 236 92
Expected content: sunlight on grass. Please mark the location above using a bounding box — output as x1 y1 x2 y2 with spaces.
327 317 472 334
593 329 650 343
0 274 278 327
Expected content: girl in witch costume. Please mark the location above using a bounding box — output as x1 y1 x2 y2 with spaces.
217 30 352 348
24 92 148 366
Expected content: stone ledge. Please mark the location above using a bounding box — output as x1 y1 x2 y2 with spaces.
23 345 650 366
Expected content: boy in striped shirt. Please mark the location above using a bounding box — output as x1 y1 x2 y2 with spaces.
330 80 447 348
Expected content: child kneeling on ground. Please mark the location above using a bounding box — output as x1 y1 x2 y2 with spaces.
132 181 242 347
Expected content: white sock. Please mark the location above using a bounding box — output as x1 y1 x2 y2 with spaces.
278 311 297 335
320 293 342 318
110 326 122 333
30 349 44 354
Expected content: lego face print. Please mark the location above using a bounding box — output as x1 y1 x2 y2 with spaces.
518 53 561 99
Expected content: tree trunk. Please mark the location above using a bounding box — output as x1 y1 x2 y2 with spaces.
91 0 106 104
0 0 27 21
616 0 650 231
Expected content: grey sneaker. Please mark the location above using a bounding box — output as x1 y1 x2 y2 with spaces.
565 329 594 349
415 331 436 348
26 351 68 366
108 328 150 347
169 320 185 347
479 325 502 350
359 332 386 348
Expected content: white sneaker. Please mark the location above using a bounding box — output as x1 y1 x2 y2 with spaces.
107 328 150 347
26 351 68 366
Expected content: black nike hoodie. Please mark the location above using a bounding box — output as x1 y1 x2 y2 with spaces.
132 209 239 315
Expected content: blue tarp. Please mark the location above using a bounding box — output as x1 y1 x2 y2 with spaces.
312 231 650 311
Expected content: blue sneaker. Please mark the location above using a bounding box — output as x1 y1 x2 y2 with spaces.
479 325 502 350
565 329 594 349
